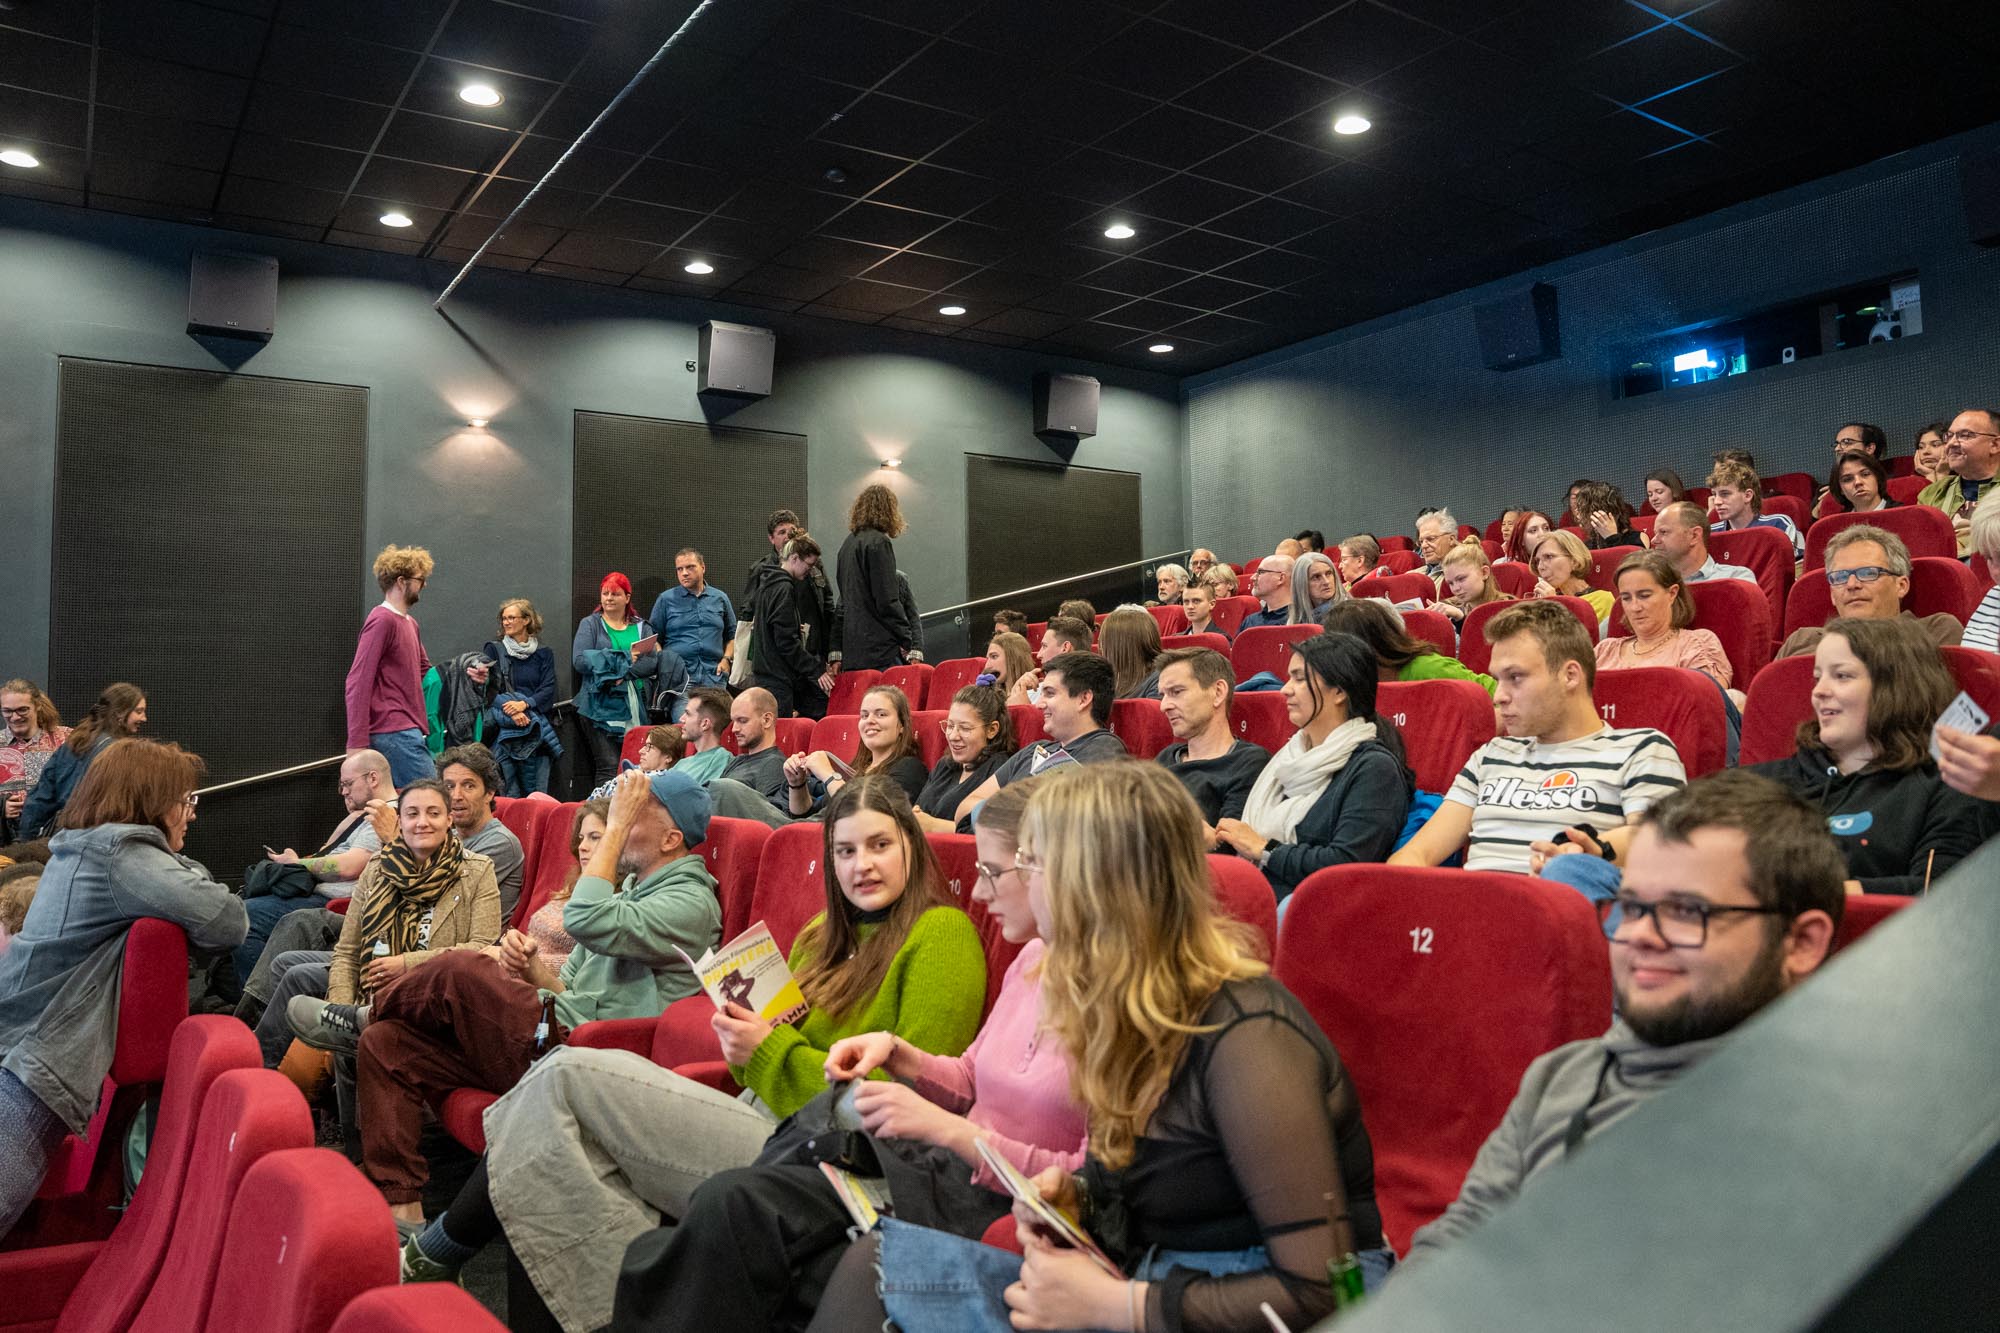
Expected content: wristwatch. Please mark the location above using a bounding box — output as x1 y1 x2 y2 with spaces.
1256 845 1274 870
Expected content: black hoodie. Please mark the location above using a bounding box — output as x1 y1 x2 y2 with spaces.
1745 749 1999 894
748 560 827 685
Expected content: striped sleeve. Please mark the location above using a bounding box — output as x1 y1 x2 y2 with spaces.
1615 729 1687 817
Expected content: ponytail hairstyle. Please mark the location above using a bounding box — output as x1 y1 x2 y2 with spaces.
67 682 146 755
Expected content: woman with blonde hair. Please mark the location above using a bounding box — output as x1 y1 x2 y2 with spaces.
485 597 559 796
977 631 1033 694
1531 528 1614 630
1098 606 1164 698
1200 563 1238 602
804 762 1389 1332
837 483 916 671
1436 540 1512 624
1 680 68 839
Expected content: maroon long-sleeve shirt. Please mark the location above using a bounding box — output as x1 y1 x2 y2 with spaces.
344 604 430 747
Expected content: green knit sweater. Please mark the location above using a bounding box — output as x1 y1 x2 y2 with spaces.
1399 651 1497 696
735 904 988 1118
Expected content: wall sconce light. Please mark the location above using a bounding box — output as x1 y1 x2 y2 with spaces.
467 417 490 428
880 458 902 469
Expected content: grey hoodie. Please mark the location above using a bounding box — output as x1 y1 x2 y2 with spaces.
0 824 247 1131
1407 1020 1729 1259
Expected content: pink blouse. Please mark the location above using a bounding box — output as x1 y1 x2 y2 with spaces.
525 896 576 975
907 940 1087 1190
1594 628 1732 687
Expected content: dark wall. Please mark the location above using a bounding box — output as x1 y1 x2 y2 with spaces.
1184 125 2000 555
0 195 1184 725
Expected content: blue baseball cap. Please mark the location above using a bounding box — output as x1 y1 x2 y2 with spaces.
646 768 712 848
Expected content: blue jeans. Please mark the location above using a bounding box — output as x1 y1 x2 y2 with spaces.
1540 853 1623 904
498 750 551 798
0 1068 67 1240
234 892 325 984
371 728 434 788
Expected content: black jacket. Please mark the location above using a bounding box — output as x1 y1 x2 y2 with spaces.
837 527 913 669
743 552 840 661
748 562 823 685
1260 740 1414 900
1745 749 1998 894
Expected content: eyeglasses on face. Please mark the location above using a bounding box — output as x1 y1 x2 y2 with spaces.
0 706 31 718
1944 429 2000 444
1013 849 1046 876
182 793 200 810
1826 565 1892 587
1596 894 1783 948
973 859 1015 885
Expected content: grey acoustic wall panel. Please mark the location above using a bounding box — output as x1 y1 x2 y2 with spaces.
964 454 1140 603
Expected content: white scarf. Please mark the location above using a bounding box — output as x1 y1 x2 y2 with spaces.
500 635 540 660
1238 716 1376 847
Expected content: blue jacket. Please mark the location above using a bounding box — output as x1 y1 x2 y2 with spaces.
484 640 561 758
648 584 737 689
19 735 111 839
573 614 683 733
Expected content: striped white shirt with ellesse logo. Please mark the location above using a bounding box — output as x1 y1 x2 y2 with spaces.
1445 727 1687 876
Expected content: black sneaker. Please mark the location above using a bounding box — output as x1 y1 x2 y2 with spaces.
288 997 365 1053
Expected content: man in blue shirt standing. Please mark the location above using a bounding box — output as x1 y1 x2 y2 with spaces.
649 548 737 718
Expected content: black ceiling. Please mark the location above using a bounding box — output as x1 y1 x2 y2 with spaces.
2 0 1998 374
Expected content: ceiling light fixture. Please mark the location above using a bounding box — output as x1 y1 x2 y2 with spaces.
881 458 902 469
1333 114 1372 136
468 417 490 428
938 304 966 316
1148 343 1175 354
0 148 39 168
683 260 714 274
1103 223 1136 239
380 211 414 228
458 84 503 107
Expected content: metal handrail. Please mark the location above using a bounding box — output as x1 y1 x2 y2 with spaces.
196 753 346 797
921 550 1194 620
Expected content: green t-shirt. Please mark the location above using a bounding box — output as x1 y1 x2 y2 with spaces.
604 620 646 729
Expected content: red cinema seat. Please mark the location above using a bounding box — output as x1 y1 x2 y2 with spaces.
1491 562 1537 598
1707 525 1794 629
205 1150 398 1333
1832 894 1914 954
1210 596 1260 637
510 801 584 930
1147 605 1190 636
332 1286 509 1333
911 710 950 767
1606 578 1770 685
1378 550 1421 575
928 833 1022 1017
1585 545 1643 593
1765 471 1814 504
879 664 933 708
1630 515 1655 537
1008 705 1047 748
1236 573 1256 597
1351 571 1435 605
1206 855 1278 961
1804 505 1958 569
1377 679 1495 794
925 657 984 708
1023 622 1046 652
704 815 775 944
1457 524 1479 540
773 717 816 758
1887 474 1928 503
618 727 652 766
492 797 543 868
724 820 826 956
1782 559 1980 639
0 1017 259 1330
1275 865 1611 1255
1227 691 1295 753
1109 699 1174 759
1380 536 1413 553
1162 632 1231 653
826 669 881 715
809 714 864 763
1480 539 1503 560
1458 596 1600 675
1741 648 2000 766
1889 455 1916 478
1232 624 1322 681
1593 667 1727 777
1400 608 1457 657
1484 517 1505 542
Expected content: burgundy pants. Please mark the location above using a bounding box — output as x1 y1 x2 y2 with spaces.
355 951 563 1204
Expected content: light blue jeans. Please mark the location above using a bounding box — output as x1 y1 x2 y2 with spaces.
370 728 434 788
1539 853 1623 904
0 1068 67 1240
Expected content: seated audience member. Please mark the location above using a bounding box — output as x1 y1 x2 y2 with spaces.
794 763 1390 1333
720 688 790 808
977 630 1033 693
515 799 608 978
256 777 500 1070
1289 551 1348 624
1415 508 1458 580
1179 580 1231 642
1057 598 1098 626
1409 771 1842 1260
1153 563 1188 605
1242 553 1296 630
914 685 1016 832
1597 551 1741 708
1188 549 1216 582
1532 528 1616 629
484 598 559 796
1713 447 1756 470
1920 408 2000 557
673 689 735 786
751 533 837 720
1964 490 2000 652
1437 540 1512 625
588 725 682 799
0 863 39 957
1275 537 1305 560
1153 648 1269 827
650 549 738 701
234 748 395 985
1214 634 1413 902
1295 529 1327 552
957 653 1128 818
1561 478 1594 529
1320 599 1496 695
0 681 68 843
1749 619 1997 893
1099 606 1164 698
1828 450 1896 515
1201 563 1239 603
785 684 929 815
1576 480 1645 550
1778 525 1963 658
1708 458 1804 561
1338 535 1382 583
437 744 525 920
1502 509 1555 565
399 778 985 1323
18 682 146 839
1835 421 1889 461
0 739 247 1238
1496 508 1525 552
1651 501 1755 584
1911 421 1951 485
293 769 732 1230
574 573 674 787
1007 615 1093 707
992 609 1029 641
1392 601 1686 883
1644 469 1689 513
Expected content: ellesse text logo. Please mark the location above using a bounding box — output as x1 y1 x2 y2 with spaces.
1479 770 1604 812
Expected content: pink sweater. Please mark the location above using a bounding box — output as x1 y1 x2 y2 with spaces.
344 604 430 747
1594 627 1732 688
908 940 1086 1191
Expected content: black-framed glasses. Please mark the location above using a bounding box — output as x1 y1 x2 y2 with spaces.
1944 429 2000 444
1826 565 1891 587
0 706 31 718
1596 894 1785 948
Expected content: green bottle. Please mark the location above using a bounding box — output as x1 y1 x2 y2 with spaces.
1324 1193 1366 1309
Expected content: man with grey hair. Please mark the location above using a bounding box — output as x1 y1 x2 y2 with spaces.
1777 524 1964 657
1240 553 1295 630
1188 549 1216 582
1155 562 1190 605
1416 508 1458 581
1651 502 1755 584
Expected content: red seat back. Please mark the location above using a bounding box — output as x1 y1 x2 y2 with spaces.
618 728 651 765
1008 705 1047 748
1210 595 1260 636
1593 666 1726 777
1351 571 1435 604
1766 471 1815 504
1584 545 1643 593
206 1149 398 1333
1804 506 1959 569
1275 865 1612 1255
1707 525 1793 629
809 714 864 763
1146 605 1190 636
1380 536 1413 553
1108 699 1174 760
1377 679 1495 793
331 1286 509 1333
773 717 815 758
1491 563 1536 597
1226 691 1295 752
1887 474 1928 502
113 919 190 1087
1206 855 1278 961
1378 550 1421 575
1742 648 2000 766
702 816 775 944
1236 573 1256 597
927 833 1021 1017
492 797 542 874
1480 539 1503 560
1162 632 1230 654
1400 608 1456 657
826 669 881 715
910 710 950 768
926 657 984 709
1231 624 1322 681
1629 515 1655 537
1023 623 1046 652
1762 496 1810 531
125 1069 312 1333
742 821 830 954
1832 894 1914 953
1457 595 1600 674
512 801 584 930
879 664 932 708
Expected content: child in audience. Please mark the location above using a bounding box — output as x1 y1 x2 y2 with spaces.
1319 599 1496 695
1828 450 1897 514
785 685 929 814
1179 581 1230 641
795 763 1389 1333
1436 541 1513 624
915 686 1016 832
1531 529 1615 630
1098 607 1164 698
977 631 1033 694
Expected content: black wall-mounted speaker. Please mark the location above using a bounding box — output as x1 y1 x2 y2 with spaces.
187 252 277 341
1473 282 1560 371
698 320 775 397
1960 147 2000 248
1033 371 1099 439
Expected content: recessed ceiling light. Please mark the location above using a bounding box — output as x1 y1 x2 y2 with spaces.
0 148 39 169
459 84 503 108
938 304 966 316
1148 343 1175 354
1333 114 1372 136
379 211 414 228
683 260 714 274
881 458 903 469
468 417 490 428
1103 223 1136 239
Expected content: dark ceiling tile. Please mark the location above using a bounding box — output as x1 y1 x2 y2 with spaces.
953 328 1028 348
209 214 323 241
1022 283 1134 319
1047 320 1146 352
1213 245 1325 289
880 39 1037 117
438 214 565 259
636 247 758 286
1093 105 1249 170
937 267 1052 304
774 235 901 277
91 193 218 226
1164 310 1264 343
949 0 1135 60
760 6 934 85
0 30 90 98
714 178 853 231
215 176 345 227
965 189 1099 237
816 200 948 248
260 25 419 104
326 226 429 256
0 0 96 41
0 177 88 208
794 301 886 325
526 260 630 286
1086 256 1196 296
675 0 794 58
100 0 269 76
1090 19 1241 100
541 232 663 274
1380 0 1525 37
1217 288 1318 326
879 314 960 335
990 76 1154 145
626 273 711 297
1118 172 1262 226
571 196 707 244
866 164 1002 216
353 158 479 212
863 249 981 290
0 87 87 149
1268 1 1453 86
1153 0 1340 50
455 174 532 218
927 121 1076 183
1126 227 1266 272
719 290 807 315
612 156 738 215
1030 147 1169 208
909 220 1017 265
432 0 600 81
1474 0 1659 65
679 212 805 261
729 263 842 302
818 94 974 160
96 50 251 125
377 111 514 172
1574 25 1741 108
90 109 236 173
503 140 642 195
1100 297 1207 332
1202 192 1329 243
1152 273 1266 311
1532 108 1695 174
89 156 222 211
239 85 389 151
435 246 536 272
818 278 932 314
1175 57 1348 132
758 143 910 198
1001 239 1115 280
276 0 453 52
569 18 741 101
971 306 1073 339
1189 133 1341 191
509 185 598 228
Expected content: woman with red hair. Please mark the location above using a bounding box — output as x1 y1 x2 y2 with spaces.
1500 510 1555 565
573 572 677 787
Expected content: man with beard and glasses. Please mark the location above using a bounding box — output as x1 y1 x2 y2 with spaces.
345 544 436 787
1406 770 1843 1260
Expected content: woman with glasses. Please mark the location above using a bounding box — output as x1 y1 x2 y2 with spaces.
0 738 247 1240
1531 529 1616 633
784 685 929 816
915 685 1016 833
0 681 67 842
17 683 147 839
484 598 559 797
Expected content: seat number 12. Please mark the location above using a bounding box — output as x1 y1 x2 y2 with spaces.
1409 927 1434 954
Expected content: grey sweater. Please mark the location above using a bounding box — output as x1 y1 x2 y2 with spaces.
1407 1020 1728 1259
